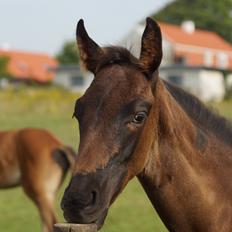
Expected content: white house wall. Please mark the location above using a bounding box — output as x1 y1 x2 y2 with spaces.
198 70 225 102
54 72 72 88
226 73 232 90
160 68 200 96
162 39 174 66
54 70 93 93
160 68 225 102
181 70 201 97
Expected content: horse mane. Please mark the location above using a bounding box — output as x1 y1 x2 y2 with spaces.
164 81 232 147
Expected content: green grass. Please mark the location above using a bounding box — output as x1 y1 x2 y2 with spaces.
0 86 231 232
211 98 232 120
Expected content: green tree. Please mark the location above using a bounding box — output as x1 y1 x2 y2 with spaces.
153 0 232 43
56 41 79 65
0 56 10 78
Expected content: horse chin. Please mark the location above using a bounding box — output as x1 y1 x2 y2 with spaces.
63 208 108 230
94 209 108 230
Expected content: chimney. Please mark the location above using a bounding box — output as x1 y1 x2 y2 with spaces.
181 21 195 34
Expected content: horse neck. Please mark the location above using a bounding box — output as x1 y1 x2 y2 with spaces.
137 79 232 231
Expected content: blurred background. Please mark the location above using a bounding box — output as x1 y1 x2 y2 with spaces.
0 0 232 231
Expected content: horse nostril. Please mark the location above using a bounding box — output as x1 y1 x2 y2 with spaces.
91 190 97 206
84 190 98 211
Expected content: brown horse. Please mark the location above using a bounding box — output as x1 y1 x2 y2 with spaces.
61 18 232 231
0 128 75 232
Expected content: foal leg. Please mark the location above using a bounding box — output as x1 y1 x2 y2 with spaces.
22 182 57 232
36 193 57 232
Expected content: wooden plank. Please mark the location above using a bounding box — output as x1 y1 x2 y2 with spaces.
54 223 97 232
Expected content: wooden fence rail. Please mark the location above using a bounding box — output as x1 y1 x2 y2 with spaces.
54 223 97 232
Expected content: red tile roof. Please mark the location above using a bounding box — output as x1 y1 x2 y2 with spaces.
159 22 232 70
0 49 58 82
159 22 232 51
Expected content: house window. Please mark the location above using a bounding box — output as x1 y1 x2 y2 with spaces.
174 56 186 64
216 52 228 69
168 75 183 86
71 76 84 86
204 50 213 66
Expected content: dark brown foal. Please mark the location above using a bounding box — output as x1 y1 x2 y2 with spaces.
0 128 75 232
61 18 232 231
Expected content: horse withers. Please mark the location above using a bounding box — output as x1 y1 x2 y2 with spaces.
0 128 75 232
61 18 232 231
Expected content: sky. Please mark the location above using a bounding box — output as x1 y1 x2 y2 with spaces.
0 0 170 55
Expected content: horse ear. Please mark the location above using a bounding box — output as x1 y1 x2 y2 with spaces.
139 18 163 77
76 19 103 74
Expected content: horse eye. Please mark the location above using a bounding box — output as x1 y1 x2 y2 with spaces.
132 112 147 124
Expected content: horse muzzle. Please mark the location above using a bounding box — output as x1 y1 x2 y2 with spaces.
61 163 127 229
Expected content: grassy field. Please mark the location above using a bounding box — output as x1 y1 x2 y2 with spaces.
0 86 231 232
